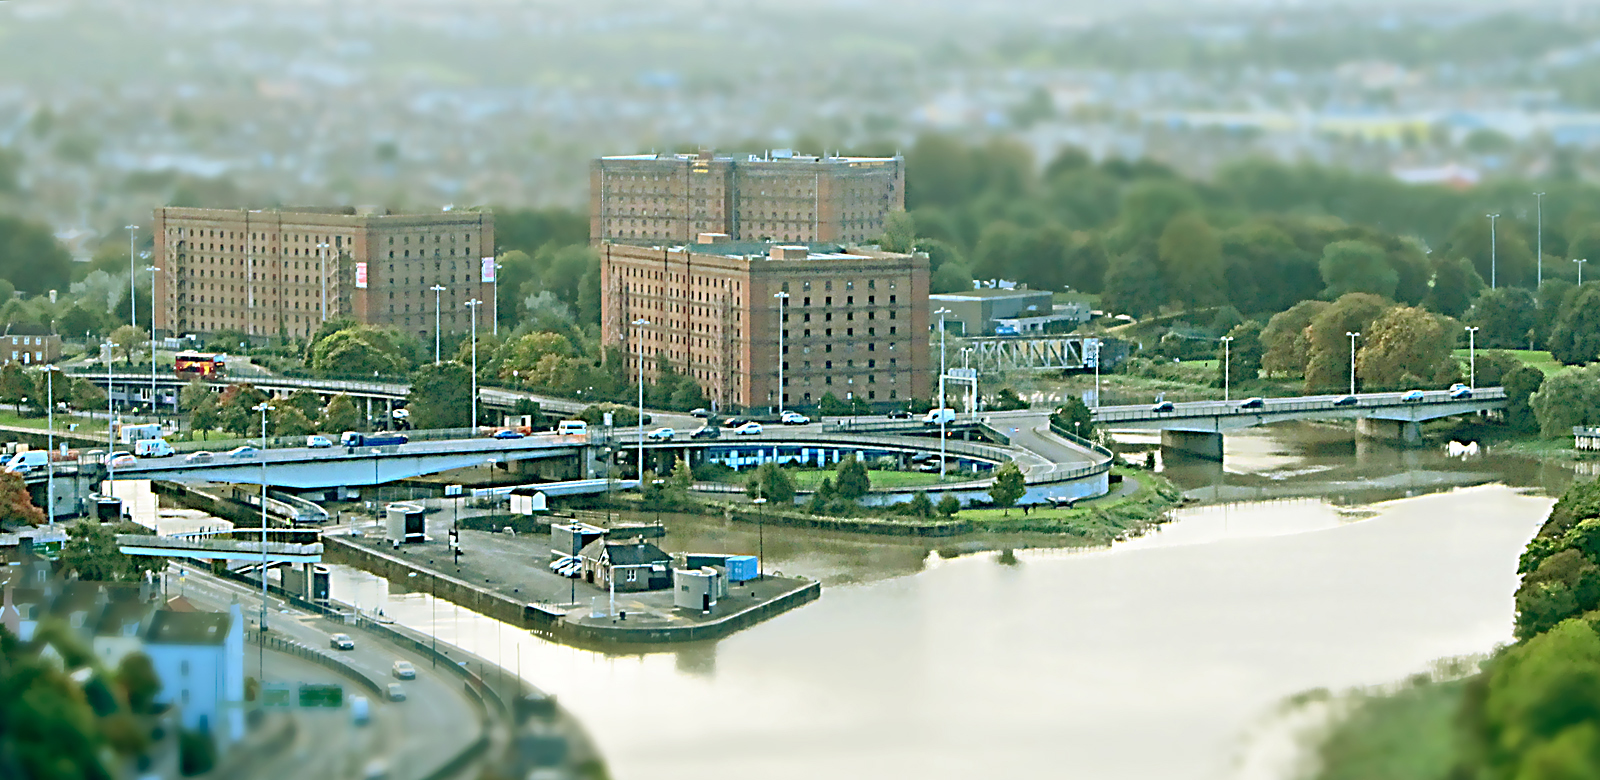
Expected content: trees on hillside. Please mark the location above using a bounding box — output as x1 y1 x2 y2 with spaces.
1464 287 1538 349
1261 301 1330 378
1355 306 1456 389
1303 293 1391 392
1217 320 1264 386
407 363 472 429
1530 363 1600 436
1319 240 1398 299
1548 283 1600 365
1504 365 1546 432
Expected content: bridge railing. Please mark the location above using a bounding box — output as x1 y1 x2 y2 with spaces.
1092 387 1506 423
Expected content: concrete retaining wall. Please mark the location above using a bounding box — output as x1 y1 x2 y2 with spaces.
558 580 821 645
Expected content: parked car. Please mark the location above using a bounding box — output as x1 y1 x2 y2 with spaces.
1448 383 1472 400
690 408 711 418
386 683 407 702
306 435 333 449
690 426 721 440
1332 395 1359 407
330 633 355 651
1238 397 1265 410
1151 400 1175 413
1401 390 1426 403
887 410 914 420
548 555 579 573
646 427 676 441
733 421 764 435
780 411 810 425
492 429 526 439
392 661 416 680
226 446 259 459
185 451 215 464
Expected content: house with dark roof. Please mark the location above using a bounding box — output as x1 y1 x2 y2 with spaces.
579 538 672 592
93 596 159 668
144 604 245 741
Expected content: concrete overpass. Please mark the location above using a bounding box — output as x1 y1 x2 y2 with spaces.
1094 388 1507 459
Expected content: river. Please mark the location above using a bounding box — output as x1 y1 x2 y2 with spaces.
230 422 1569 778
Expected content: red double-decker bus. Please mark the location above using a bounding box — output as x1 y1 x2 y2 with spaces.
173 350 227 378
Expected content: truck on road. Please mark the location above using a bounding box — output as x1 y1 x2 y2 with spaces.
341 432 409 447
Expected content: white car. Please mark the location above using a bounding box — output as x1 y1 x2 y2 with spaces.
392 660 416 680
733 422 763 435
306 435 333 448
646 427 676 441
548 555 579 573
780 411 810 425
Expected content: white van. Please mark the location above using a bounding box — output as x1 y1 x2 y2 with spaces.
134 439 175 458
556 420 588 436
4 451 48 474
922 408 956 426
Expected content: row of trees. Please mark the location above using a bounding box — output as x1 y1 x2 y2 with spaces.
0 364 105 414
181 381 362 437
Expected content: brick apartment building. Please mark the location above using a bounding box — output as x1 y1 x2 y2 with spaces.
599 237 931 412
151 207 495 343
590 150 904 246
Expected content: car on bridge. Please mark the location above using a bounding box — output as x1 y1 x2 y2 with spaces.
1333 395 1359 407
492 429 526 440
690 408 711 418
330 633 355 651
306 435 333 448
1238 397 1264 410
1448 383 1472 400
721 417 751 429
691 426 720 440
185 451 215 464
887 410 914 420
781 411 810 425
227 446 259 459
647 427 676 440
108 452 137 468
392 660 416 680
1151 400 1175 413
733 422 763 435
1401 390 1426 403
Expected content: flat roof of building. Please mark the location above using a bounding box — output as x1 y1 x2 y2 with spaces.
929 288 1048 301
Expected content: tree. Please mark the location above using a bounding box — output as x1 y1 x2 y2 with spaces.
58 521 164 581
669 458 694 490
1051 396 1094 440
189 394 218 436
904 491 934 518
1304 293 1392 392
1102 242 1166 318
0 471 43 526
69 378 105 411
310 326 418 377
1465 287 1538 349
1261 301 1330 378
1424 255 1484 318
407 363 472 429
937 493 961 517
1157 212 1225 309
1505 365 1546 433
0 362 28 410
215 384 267 435
1319 240 1398 300
988 388 1029 411
319 393 361 433
178 378 211 413
117 652 161 714
282 389 322 421
110 324 145 365
0 637 114 780
270 406 316 437
1548 283 1600 365
834 456 871 501
989 462 1027 514
497 331 574 383
744 462 795 505
1355 306 1456 390
1531 364 1600 437
805 476 835 514
1217 320 1264 386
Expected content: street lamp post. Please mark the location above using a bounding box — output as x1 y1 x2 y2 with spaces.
773 292 789 416
934 308 951 480
252 401 274 679
430 285 447 365
1535 192 1546 288
1346 331 1361 396
44 365 54 525
146 265 160 417
1219 336 1234 402
318 243 329 321
1487 213 1500 289
1465 326 1480 389
752 496 767 580
104 341 115 493
126 225 139 328
632 318 650 478
465 299 482 430
1578 258 1589 286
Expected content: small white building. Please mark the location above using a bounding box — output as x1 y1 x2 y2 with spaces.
673 567 727 612
144 603 245 741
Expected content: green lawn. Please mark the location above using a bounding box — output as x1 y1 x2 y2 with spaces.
1455 348 1564 377
0 409 106 434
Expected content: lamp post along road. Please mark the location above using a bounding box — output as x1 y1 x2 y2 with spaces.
1487 213 1500 289
633 318 650 478
1219 336 1234 402
430 285 446 365
253 401 274 678
126 225 138 329
1578 258 1589 286
774 292 789 416
1346 332 1361 395
1535 192 1546 288
935 308 950 480
105 341 115 494
465 299 482 430
1466 326 1480 389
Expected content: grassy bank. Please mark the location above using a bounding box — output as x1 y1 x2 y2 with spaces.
1307 677 1470 780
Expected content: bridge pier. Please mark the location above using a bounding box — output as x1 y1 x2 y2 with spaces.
1356 417 1423 447
1161 430 1224 461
